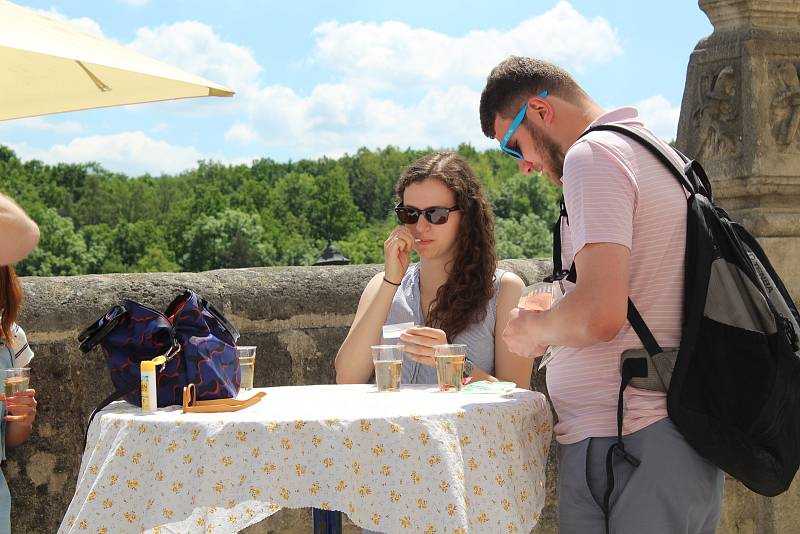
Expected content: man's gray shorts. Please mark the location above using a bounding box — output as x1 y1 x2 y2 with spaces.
558 417 724 534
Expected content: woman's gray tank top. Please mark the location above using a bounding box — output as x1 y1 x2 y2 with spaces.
382 263 506 385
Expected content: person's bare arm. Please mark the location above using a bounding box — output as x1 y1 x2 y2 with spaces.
0 194 39 264
493 272 535 388
335 272 399 383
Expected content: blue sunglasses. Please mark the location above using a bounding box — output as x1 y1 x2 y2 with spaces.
499 90 548 160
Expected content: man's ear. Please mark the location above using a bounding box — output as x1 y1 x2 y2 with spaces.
526 95 553 127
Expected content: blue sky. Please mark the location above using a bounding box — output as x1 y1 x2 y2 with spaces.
1 0 713 176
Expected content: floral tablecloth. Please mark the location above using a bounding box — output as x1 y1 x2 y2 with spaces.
59 384 552 534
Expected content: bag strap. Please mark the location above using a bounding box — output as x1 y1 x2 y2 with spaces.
585 124 698 196
167 290 241 342
82 384 137 452
77 305 128 353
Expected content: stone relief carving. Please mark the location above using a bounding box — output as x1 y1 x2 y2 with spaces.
692 65 739 159
770 62 800 148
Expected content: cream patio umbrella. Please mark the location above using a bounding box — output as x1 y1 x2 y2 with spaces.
0 0 234 121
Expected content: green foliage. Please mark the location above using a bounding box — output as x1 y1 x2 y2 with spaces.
16 207 88 276
0 144 558 275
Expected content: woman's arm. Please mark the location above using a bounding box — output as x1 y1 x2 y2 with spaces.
334 272 401 384
336 226 415 384
493 272 535 389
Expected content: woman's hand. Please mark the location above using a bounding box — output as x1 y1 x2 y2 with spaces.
399 326 448 367
4 389 37 426
383 226 415 285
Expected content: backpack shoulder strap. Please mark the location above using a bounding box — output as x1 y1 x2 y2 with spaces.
583 123 698 196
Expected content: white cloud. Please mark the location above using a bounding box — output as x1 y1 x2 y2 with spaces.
0 117 82 134
635 95 681 141
243 82 493 158
231 1 622 158
311 0 621 87
11 132 204 175
129 21 261 96
34 8 105 38
224 122 261 146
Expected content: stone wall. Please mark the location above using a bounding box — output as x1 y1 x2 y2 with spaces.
8 261 797 533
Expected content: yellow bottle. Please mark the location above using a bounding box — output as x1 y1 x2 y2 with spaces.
140 359 158 413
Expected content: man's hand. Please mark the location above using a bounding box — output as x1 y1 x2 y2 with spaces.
503 308 549 359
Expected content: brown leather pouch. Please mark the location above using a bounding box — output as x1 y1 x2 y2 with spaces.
182 383 265 413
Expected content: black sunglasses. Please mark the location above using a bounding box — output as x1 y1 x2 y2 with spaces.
395 203 460 225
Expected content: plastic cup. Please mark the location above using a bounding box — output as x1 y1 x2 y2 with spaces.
371 345 404 392
434 344 467 392
518 282 555 311
236 346 257 391
0 368 30 397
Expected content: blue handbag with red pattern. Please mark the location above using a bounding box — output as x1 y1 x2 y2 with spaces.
78 290 241 426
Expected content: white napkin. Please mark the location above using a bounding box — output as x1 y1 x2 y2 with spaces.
382 322 415 340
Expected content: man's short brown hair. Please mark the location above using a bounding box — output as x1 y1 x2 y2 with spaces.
479 56 587 138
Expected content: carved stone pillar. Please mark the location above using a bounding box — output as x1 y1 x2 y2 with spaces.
677 3 800 532
677 0 800 301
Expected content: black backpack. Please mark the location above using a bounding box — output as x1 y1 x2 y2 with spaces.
547 124 800 524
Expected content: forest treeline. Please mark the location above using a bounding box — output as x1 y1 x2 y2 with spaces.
0 144 559 276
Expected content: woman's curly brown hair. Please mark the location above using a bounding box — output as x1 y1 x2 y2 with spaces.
0 266 22 346
396 152 497 341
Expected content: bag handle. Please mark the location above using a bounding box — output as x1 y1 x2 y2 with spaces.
77 305 128 353
167 289 240 342
202 298 240 342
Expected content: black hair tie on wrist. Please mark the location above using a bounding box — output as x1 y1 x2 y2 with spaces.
383 277 401 287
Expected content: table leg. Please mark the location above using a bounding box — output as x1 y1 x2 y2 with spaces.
312 508 343 533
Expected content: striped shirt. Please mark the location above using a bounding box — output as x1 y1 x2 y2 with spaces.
547 108 687 445
0 323 34 367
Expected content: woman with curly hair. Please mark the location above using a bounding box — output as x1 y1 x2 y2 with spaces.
336 152 533 389
0 265 37 534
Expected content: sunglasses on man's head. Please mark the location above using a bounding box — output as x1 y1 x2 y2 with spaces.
395 204 460 225
499 89 548 160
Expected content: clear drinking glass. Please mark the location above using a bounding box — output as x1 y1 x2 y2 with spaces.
371 345 404 392
236 346 257 391
0 368 30 397
434 344 467 392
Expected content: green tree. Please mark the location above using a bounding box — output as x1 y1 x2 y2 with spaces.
181 209 268 271
16 207 88 276
495 213 552 260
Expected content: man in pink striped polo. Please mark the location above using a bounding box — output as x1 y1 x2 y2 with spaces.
479 56 723 533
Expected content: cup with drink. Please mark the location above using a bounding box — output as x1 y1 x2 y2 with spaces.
371 345 404 392
236 346 257 391
434 344 467 392
1 368 30 397
518 282 555 311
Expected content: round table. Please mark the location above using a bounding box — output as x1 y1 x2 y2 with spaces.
59 384 552 534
